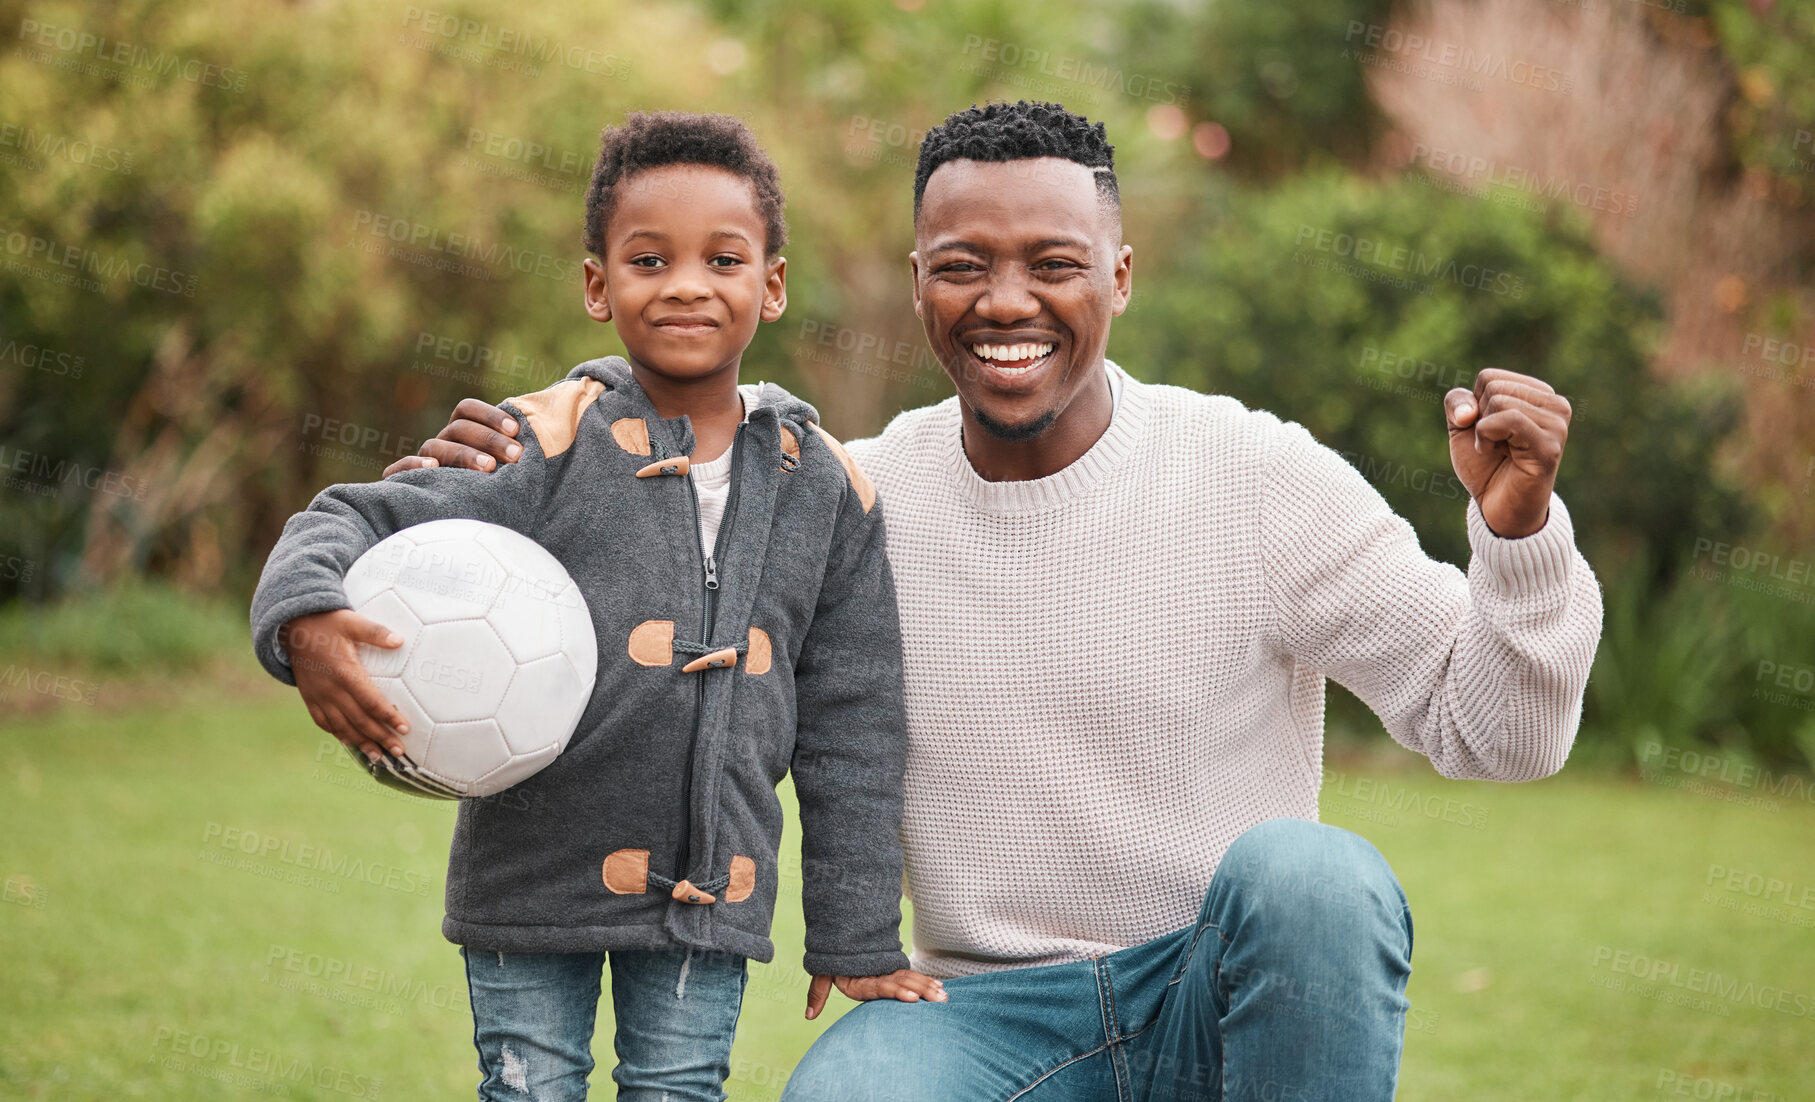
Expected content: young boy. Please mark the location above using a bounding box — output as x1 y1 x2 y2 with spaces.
249 112 942 1101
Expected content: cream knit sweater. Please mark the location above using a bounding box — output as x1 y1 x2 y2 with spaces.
845 362 1602 978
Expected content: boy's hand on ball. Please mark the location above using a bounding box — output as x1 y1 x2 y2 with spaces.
804 969 947 1019
281 610 410 762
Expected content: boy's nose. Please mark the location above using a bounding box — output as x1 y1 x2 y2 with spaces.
661 268 713 304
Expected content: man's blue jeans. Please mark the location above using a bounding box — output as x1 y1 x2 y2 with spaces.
461 944 748 1101
782 818 1413 1102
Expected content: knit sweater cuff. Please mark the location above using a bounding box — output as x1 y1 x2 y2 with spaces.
1466 492 1579 598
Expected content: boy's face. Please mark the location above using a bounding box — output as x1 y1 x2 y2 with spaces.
583 164 786 384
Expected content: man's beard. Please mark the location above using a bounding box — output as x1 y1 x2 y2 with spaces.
973 406 1058 442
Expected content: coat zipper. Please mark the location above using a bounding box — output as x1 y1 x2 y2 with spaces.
676 426 745 881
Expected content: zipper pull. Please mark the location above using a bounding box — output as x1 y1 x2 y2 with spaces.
704 554 719 591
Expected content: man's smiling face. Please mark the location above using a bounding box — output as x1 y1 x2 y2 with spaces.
911 157 1132 443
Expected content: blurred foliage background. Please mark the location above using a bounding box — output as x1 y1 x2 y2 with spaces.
1 0 1812 768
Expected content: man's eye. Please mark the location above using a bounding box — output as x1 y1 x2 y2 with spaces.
943 262 980 273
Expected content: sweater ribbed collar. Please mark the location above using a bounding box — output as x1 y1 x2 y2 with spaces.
944 360 1149 515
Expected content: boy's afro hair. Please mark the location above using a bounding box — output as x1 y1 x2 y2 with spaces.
583 111 787 258
913 100 1117 217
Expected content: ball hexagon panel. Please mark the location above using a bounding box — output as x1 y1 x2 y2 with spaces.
488 585 565 663
403 620 514 723
390 539 508 625
495 654 589 756
470 521 566 579
473 742 561 797
422 718 513 789
343 535 415 609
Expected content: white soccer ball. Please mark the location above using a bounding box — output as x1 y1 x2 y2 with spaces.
338 518 597 799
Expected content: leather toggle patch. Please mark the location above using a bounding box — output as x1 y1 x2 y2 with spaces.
506 378 606 459
808 423 876 512
745 628 772 676
628 621 675 667
602 849 650 894
726 856 755 902
779 424 800 472
611 418 652 456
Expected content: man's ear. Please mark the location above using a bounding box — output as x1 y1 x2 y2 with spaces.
582 257 612 323
908 251 922 320
1110 244 1133 317
760 255 787 322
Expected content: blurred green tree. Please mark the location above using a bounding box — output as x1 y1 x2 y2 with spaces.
0 0 1806 767
0 0 726 597
1113 170 1749 576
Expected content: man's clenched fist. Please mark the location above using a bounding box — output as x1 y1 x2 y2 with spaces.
1444 368 1572 539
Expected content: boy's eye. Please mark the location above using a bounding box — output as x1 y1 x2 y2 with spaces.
709 255 743 268
630 255 664 268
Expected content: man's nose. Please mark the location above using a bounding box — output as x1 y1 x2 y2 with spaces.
973 267 1040 324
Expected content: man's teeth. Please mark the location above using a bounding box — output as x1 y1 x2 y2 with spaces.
970 342 1056 369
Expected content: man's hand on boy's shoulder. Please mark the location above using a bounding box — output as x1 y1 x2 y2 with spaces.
383 398 521 477
281 610 411 762
804 969 947 1020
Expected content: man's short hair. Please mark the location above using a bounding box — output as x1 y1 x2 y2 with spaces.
912 100 1118 218
583 111 787 258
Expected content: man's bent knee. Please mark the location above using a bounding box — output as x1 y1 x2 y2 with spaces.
782 1001 932 1102
1211 817 1408 933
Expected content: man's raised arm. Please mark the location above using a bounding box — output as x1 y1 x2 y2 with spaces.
1264 367 1602 781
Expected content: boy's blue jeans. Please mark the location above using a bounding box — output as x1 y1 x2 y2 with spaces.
782 818 1414 1102
461 943 748 1101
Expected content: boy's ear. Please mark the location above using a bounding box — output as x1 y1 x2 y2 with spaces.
760 255 787 322
582 257 612 323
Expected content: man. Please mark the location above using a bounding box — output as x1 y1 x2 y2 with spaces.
377 101 1601 1099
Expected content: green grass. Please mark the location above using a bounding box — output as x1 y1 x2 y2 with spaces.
3 673 1812 1100
0 582 248 674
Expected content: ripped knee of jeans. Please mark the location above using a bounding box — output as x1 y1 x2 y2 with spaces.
499 1043 530 1093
